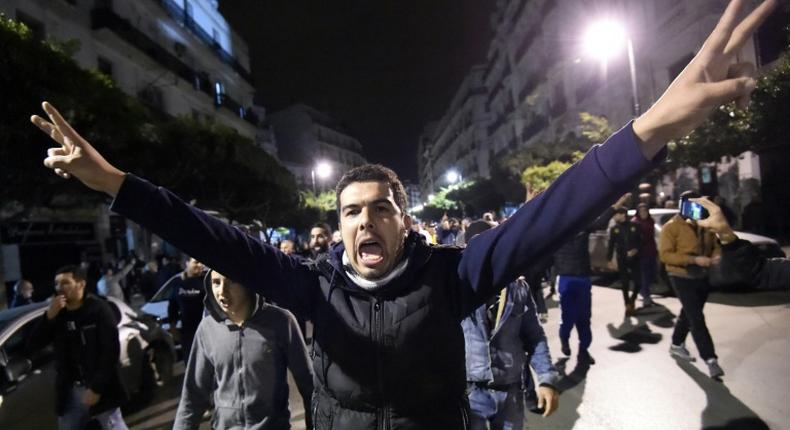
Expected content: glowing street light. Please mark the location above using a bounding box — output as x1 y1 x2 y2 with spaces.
583 18 640 116
583 19 627 61
445 169 461 184
312 161 332 192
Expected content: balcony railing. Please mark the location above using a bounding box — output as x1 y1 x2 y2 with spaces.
92 7 251 123
155 0 253 83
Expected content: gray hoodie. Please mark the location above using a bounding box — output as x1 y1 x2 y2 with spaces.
174 278 313 429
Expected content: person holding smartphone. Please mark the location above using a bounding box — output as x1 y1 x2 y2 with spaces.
659 191 723 378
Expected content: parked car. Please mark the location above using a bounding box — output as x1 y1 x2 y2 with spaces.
590 208 785 283
140 274 189 353
0 296 176 428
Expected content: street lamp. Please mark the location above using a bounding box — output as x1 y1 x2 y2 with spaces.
583 19 640 116
311 161 332 193
445 169 461 185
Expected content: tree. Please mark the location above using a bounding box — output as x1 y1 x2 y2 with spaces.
520 152 584 192
0 15 299 227
445 179 506 218
493 112 614 199
669 42 790 166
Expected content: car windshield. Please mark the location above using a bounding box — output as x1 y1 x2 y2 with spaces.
150 280 175 302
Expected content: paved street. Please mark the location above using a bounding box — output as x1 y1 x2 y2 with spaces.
122 284 790 430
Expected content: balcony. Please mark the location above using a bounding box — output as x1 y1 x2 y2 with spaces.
92 7 250 122
154 0 253 83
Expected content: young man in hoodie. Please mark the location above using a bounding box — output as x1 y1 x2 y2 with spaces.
30 3 776 426
174 269 313 430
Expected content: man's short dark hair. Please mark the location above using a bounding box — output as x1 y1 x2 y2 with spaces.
311 222 332 235
55 265 87 282
335 164 408 214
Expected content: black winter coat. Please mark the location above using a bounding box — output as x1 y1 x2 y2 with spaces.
27 294 127 416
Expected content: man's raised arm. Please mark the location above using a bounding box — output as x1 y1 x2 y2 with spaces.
30 102 309 308
459 0 777 301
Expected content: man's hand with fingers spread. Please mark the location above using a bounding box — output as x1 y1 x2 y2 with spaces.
633 0 777 159
31 101 125 197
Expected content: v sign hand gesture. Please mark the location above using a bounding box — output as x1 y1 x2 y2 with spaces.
31 101 126 197
633 0 777 159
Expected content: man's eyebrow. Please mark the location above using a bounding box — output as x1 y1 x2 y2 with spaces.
341 198 394 212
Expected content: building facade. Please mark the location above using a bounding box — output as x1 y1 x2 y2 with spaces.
419 0 784 212
1 0 278 152
418 65 489 197
270 104 367 189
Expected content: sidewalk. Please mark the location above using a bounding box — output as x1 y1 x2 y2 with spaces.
526 285 790 430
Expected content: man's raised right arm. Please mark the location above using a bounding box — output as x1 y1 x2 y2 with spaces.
30 102 310 308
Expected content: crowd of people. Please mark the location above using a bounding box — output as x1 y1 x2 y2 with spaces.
10 1 788 429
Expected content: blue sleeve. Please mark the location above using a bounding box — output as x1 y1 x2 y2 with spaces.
111 174 315 316
458 122 664 307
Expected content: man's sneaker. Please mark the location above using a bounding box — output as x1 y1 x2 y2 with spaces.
539 313 549 324
578 350 596 365
670 343 696 362
706 359 725 379
561 339 571 357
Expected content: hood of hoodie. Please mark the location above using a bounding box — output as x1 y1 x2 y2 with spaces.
202 270 265 323
325 230 435 296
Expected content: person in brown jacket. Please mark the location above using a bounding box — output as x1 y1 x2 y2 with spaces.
659 191 723 379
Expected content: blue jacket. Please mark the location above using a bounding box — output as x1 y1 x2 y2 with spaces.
463 278 558 388
110 122 662 429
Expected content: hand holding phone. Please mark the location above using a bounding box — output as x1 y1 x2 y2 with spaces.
680 197 709 220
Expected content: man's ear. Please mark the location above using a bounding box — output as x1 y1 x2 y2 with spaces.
403 214 413 235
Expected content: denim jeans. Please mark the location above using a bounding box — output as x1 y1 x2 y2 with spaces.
58 386 128 430
468 385 524 430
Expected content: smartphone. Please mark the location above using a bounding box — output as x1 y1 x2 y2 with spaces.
679 198 709 220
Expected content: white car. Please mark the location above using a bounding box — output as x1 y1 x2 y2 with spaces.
0 296 176 428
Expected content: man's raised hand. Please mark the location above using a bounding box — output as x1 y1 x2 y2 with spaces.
31 101 125 197
633 0 777 158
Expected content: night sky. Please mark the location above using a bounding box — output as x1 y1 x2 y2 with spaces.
220 1 494 181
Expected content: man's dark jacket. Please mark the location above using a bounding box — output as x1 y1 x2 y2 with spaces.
554 207 615 277
110 123 661 429
607 219 641 266
27 294 126 416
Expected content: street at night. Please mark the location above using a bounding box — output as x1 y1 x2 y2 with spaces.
2 0 790 429
115 284 790 430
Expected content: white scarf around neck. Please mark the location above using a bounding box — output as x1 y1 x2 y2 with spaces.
342 251 410 290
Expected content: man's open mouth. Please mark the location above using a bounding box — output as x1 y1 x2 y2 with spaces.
358 240 384 266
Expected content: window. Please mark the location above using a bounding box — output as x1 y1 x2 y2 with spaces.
214 81 225 106
97 56 113 79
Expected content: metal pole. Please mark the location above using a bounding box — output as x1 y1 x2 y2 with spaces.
311 170 316 193
627 37 640 116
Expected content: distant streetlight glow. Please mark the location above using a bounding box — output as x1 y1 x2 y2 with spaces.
583 20 627 61
445 169 461 184
583 18 641 115
315 161 332 179
311 161 332 192
428 194 435 202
